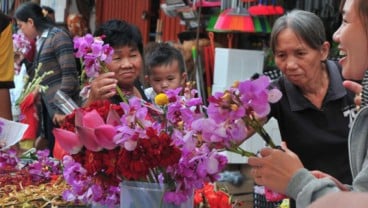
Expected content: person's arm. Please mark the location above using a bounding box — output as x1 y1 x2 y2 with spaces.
308 192 368 208
0 23 15 120
248 142 340 207
0 89 12 120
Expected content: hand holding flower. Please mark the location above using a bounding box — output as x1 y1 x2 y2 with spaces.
84 72 118 106
248 142 304 194
73 34 128 104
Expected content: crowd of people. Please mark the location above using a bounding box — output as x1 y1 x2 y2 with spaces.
1 0 368 207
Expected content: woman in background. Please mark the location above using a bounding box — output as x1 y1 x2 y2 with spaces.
15 2 79 154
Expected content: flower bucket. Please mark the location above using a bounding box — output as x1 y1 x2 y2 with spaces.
120 181 193 208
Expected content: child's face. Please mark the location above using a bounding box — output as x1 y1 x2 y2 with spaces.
146 60 186 94
107 46 143 88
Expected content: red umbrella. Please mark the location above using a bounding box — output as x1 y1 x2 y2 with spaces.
268 0 284 15
214 7 255 32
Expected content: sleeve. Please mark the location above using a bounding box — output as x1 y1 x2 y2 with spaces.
0 24 15 89
286 168 340 207
53 29 79 98
43 29 79 118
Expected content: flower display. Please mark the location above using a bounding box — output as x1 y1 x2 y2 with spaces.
0 148 71 207
54 73 282 207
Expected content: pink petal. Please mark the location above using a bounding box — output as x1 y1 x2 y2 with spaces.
76 126 103 152
83 109 105 128
75 108 84 127
106 109 121 126
52 128 82 154
95 124 118 150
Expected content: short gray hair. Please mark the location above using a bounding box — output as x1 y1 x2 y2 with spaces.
270 10 326 53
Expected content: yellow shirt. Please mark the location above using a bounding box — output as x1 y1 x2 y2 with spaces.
0 23 14 88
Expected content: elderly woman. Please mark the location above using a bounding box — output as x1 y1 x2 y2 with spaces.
84 19 148 106
248 1 368 207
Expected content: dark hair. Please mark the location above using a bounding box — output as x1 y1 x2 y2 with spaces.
270 10 326 53
15 2 53 32
93 19 143 56
144 43 186 76
41 6 55 14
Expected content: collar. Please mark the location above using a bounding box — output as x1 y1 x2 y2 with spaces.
284 60 346 111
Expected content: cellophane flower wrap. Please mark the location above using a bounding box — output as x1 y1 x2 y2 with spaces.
53 75 282 207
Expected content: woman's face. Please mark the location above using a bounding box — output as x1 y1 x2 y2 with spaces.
333 0 368 80
16 18 37 40
106 46 142 88
273 28 329 87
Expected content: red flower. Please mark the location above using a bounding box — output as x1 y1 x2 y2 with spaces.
194 183 235 208
116 143 150 180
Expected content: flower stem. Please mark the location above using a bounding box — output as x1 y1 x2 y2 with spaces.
227 145 256 157
245 116 277 148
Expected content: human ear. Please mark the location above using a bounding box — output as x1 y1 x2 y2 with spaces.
320 41 330 61
180 72 187 85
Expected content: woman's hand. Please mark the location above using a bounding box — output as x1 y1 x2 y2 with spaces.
311 170 349 191
248 142 304 194
14 51 25 66
343 80 362 108
85 72 117 105
53 113 66 126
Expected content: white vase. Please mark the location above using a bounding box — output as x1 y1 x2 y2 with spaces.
120 181 193 208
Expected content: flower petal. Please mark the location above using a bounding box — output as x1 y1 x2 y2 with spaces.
83 109 105 128
76 126 103 152
95 124 117 150
106 109 121 126
52 128 82 154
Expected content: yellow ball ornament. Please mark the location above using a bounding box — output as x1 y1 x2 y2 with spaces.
155 93 169 106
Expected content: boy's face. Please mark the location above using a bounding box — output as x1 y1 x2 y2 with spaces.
146 60 186 94
107 45 143 88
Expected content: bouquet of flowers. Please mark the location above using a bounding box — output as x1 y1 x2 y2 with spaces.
53 33 283 207
54 90 228 206
54 76 281 207
12 31 32 73
15 64 52 141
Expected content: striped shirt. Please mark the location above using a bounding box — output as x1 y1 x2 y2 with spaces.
34 26 79 118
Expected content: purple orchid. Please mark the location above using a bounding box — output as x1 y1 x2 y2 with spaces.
73 34 114 78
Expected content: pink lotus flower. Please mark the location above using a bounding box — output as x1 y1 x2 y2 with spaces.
53 107 121 154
